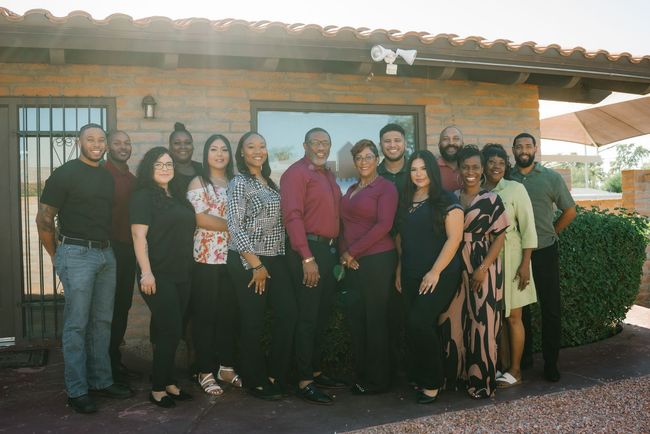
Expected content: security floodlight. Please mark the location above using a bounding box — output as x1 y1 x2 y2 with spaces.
371 45 397 63
370 45 418 75
396 49 417 65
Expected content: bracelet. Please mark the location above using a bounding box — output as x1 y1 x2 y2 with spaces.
140 272 153 281
253 263 265 271
302 257 315 264
479 263 488 272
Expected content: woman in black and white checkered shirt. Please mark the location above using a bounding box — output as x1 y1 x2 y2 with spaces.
226 131 297 401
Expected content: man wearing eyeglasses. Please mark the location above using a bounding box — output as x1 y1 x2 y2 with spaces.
280 127 345 405
36 123 133 414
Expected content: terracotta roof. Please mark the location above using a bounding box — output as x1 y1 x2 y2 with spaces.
2 7 648 65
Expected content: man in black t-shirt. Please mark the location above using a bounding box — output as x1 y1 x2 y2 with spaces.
36 124 133 414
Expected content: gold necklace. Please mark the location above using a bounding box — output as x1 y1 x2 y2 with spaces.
358 175 377 189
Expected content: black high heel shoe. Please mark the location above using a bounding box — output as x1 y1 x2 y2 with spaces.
149 392 176 408
416 389 439 404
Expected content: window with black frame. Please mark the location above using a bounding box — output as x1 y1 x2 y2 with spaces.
252 101 425 190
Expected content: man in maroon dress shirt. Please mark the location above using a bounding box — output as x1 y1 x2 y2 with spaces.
104 130 139 383
280 127 345 405
437 126 465 192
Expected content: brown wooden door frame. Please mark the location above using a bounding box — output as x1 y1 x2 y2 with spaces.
0 97 116 342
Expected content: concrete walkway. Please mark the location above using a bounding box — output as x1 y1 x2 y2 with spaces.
1 306 648 433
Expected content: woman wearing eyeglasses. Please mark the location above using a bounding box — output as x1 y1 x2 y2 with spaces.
340 139 398 394
130 147 196 408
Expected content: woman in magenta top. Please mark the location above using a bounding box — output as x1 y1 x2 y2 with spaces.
340 139 398 394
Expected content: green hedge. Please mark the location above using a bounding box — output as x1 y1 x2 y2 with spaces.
529 206 649 349
319 205 649 371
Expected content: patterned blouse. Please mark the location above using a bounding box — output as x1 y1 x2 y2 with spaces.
187 181 229 265
226 174 285 269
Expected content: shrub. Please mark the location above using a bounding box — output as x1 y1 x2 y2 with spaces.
320 205 649 371
530 206 649 348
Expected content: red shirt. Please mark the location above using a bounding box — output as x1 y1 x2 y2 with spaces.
340 176 397 259
437 156 463 192
105 159 136 243
280 157 342 259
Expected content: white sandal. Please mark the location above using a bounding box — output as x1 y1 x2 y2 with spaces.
217 366 242 388
198 372 224 396
496 372 522 388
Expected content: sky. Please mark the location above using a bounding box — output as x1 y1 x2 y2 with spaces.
4 0 650 171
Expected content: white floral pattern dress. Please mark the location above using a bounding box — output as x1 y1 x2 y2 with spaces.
187 182 229 264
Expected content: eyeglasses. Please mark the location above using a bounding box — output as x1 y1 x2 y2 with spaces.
308 139 331 148
153 162 174 170
354 155 376 163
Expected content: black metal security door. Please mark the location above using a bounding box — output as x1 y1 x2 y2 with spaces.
0 97 116 342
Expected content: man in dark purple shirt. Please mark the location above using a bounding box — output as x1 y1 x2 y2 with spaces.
280 127 344 405
104 130 139 384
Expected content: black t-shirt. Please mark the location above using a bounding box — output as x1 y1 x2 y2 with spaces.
40 159 114 241
173 161 203 193
399 191 461 278
129 187 196 279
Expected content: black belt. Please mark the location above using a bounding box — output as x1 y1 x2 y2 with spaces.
306 233 336 246
59 235 111 249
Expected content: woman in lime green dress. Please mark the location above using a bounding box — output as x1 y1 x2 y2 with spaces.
481 144 537 388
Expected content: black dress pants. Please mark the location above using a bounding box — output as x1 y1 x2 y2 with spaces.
529 242 562 367
141 274 190 391
343 249 396 391
402 269 460 390
109 240 136 369
287 240 338 382
190 262 238 373
226 252 297 388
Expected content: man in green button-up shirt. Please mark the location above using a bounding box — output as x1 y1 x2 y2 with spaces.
511 132 576 383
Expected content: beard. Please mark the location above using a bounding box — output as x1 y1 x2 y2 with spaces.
383 151 405 163
439 146 459 162
514 153 535 168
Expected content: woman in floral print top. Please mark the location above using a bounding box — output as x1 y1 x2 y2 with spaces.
186 134 241 396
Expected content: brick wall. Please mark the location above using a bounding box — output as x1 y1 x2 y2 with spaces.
0 63 540 160
622 170 650 307
574 198 623 211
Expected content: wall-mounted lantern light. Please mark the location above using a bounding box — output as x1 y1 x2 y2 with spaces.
142 95 157 119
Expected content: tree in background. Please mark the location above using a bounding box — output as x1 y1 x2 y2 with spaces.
553 159 605 189
604 144 650 192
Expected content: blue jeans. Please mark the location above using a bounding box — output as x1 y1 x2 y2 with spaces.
55 244 116 398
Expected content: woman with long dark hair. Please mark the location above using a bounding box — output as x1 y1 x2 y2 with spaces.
340 139 398 395
130 147 196 408
187 134 241 395
225 131 297 400
481 144 537 388
396 150 464 404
